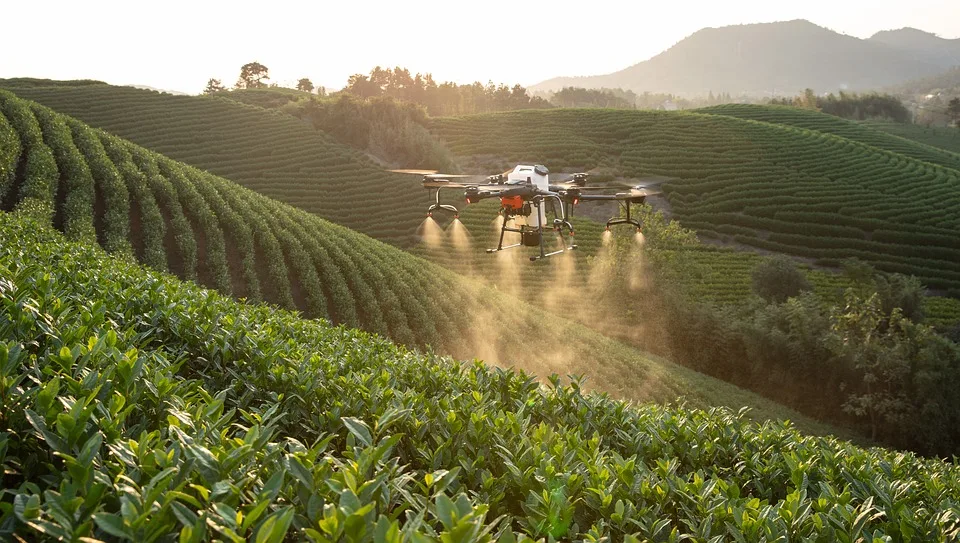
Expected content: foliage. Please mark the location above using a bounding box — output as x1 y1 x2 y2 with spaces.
2 211 960 542
288 94 458 170
751 255 812 303
769 91 911 122
949 97 960 127
0 83 434 246
29 103 97 242
343 66 551 115
236 61 270 89
296 78 314 93
0 90 827 436
203 78 226 94
549 87 635 109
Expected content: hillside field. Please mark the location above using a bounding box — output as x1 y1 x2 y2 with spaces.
0 89 857 436
865 119 960 155
8 81 959 330
0 80 430 246
430 108 960 295
2 211 959 541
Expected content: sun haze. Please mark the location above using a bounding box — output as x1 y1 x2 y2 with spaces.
4 0 959 94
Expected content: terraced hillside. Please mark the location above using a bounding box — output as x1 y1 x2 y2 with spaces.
431 108 960 293
10 81 958 322
0 80 429 246
865 119 960 155
699 104 960 170
1 89 843 429
5 212 959 541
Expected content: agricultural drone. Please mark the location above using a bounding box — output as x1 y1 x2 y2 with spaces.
391 165 663 261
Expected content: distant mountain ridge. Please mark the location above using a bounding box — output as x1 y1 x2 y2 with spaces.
532 20 958 96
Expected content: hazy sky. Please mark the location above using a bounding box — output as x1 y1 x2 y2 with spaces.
4 0 959 94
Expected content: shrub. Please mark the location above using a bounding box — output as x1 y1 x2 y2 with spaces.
751 255 812 303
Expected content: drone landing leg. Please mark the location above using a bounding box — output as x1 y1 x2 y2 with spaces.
486 214 522 253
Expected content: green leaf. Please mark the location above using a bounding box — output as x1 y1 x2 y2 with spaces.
94 512 128 539
341 417 372 447
256 507 295 543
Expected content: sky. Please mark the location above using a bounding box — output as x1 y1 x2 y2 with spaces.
3 0 959 95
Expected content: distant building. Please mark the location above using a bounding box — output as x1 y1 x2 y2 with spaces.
659 100 679 111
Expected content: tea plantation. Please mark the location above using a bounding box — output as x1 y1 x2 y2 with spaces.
864 119 960 156
430 108 960 293
698 104 960 171
2 212 959 541
2 89 848 433
7 81 958 324
0 80 430 246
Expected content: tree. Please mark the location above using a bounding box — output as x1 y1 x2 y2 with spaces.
236 62 270 89
203 78 226 94
751 255 812 303
948 97 960 127
296 78 315 93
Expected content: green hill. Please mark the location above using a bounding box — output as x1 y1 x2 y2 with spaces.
430 108 960 293
3 211 959 541
865 119 960 155
1 89 851 432
8 81 957 324
698 103 960 171
0 80 430 246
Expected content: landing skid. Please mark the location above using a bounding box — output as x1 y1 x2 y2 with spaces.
529 244 577 262
487 214 577 261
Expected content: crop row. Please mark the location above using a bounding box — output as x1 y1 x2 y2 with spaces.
2 84 432 246
1 90 785 418
700 104 960 171
430 108 960 293
3 210 960 541
865 119 960 156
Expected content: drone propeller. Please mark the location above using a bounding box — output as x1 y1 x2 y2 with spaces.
388 169 476 179
388 169 439 175
424 173 477 179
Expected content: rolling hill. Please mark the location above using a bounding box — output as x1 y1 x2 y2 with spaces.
0 80 431 247
4 211 959 541
531 20 954 96
430 108 960 293
10 81 959 324
1 88 850 434
865 119 960 155
697 103 960 170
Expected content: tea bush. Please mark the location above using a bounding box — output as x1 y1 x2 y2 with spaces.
1 212 958 541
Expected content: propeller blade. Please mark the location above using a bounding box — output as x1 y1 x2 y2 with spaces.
424 173 477 179
422 180 475 188
626 187 663 198
388 169 439 175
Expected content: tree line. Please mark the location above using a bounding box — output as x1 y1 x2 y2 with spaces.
599 217 960 456
770 90 912 122
205 63 750 115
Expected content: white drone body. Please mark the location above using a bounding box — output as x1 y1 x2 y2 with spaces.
505 164 549 230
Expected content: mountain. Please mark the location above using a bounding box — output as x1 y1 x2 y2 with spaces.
868 27 960 67
532 20 952 96
888 65 960 95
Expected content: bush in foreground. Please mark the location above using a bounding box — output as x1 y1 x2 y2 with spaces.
1 212 959 541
